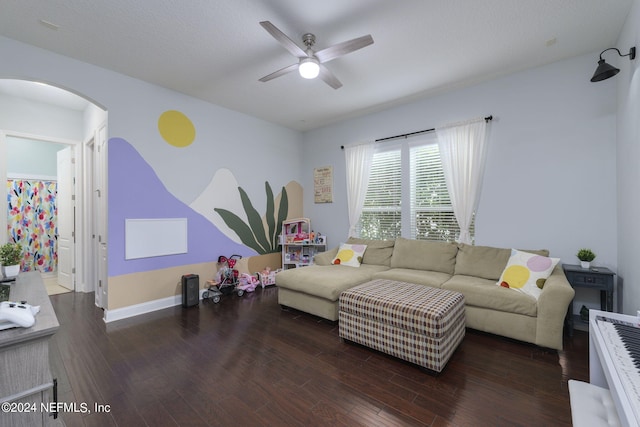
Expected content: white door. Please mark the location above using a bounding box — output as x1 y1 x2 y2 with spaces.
57 146 75 290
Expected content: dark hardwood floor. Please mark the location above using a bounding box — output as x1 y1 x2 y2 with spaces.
47 287 589 426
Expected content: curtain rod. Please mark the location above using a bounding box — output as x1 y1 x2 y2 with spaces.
340 115 493 149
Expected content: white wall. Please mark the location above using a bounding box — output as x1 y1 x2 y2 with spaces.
0 93 84 141
616 0 640 315
302 52 618 275
6 136 67 177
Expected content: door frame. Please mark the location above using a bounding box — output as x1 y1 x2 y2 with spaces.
83 123 108 308
0 131 83 288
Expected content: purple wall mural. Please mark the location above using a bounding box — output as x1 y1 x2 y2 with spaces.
108 137 255 277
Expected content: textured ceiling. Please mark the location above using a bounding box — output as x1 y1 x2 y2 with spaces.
0 0 633 131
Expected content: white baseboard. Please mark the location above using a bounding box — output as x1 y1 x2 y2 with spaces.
103 290 203 323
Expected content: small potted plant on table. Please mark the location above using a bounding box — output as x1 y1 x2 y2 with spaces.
576 248 596 269
0 243 23 278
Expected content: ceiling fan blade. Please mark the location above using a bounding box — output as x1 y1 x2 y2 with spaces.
259 63 299 82
315 35 373 63
260 21 307 59
318 64 342 89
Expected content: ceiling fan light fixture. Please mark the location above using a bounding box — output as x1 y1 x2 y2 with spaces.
299 57 320 79
259 21 373 89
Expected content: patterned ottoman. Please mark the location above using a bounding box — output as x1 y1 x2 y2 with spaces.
339 279 466 373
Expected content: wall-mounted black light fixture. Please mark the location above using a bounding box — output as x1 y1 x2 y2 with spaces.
590 47 636 82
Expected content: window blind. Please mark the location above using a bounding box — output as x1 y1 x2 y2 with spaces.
410 143 469 242
357 149 402 240
356 139 473 242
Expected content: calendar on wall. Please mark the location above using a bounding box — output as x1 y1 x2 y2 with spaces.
314 166 333 203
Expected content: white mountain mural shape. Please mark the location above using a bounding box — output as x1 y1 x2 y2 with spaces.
190 168 246 244
189 169 303 248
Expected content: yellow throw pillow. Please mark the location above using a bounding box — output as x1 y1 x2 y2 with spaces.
496 249 560 300
331 243 367 268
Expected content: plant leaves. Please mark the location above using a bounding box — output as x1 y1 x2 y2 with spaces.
214 183 290 255
213 208 265 254
274 187 288 252
265 182 275 252
238 187 271 253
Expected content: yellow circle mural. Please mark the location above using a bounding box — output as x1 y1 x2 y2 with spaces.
158 110 195 147
502 265 530 289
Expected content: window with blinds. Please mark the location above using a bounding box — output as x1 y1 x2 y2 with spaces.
410 143 470 242
356 149 402 240
356 137 473 242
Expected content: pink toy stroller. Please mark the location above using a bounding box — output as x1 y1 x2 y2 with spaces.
202 254 244 303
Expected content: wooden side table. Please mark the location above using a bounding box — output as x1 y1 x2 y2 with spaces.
1 271 61 426
563 264 615 336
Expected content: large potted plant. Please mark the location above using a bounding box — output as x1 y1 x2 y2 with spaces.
0 243 23 278
576 248 596 269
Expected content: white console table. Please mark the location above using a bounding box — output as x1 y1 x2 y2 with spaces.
0 272 61 427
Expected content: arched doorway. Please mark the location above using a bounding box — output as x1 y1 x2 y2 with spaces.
0 79 108 307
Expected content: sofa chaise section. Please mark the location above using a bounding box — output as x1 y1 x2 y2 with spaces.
277 238 394 321
277 263 388 320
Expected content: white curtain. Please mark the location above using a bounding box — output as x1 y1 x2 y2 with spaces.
344 142 375 237
436 118 489 244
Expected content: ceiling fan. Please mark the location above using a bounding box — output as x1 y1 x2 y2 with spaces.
258 21 374 89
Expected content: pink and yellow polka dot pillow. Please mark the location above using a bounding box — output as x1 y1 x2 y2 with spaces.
497 249 560 300
332 243 367 267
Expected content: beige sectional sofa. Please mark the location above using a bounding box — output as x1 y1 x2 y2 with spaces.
276 237 575 350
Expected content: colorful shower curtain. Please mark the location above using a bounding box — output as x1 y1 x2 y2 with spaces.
6 179 58 273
